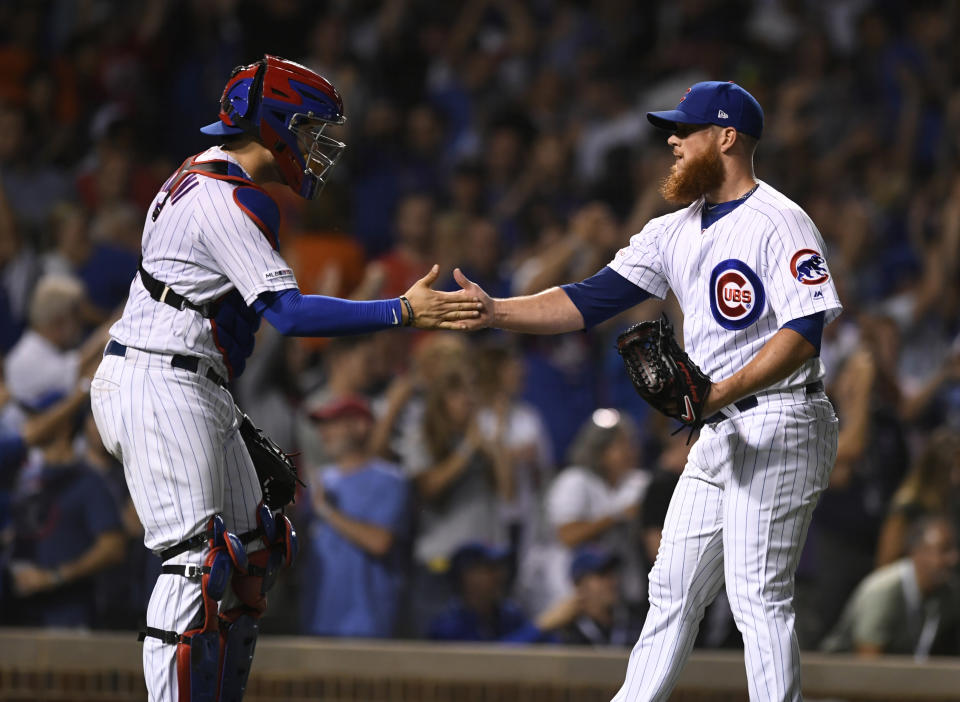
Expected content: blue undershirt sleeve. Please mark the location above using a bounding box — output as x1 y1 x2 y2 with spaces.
253 289 404 336
561 266 652 330
781 311 825 354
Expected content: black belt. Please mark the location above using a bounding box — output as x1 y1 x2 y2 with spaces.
705 380 824 425
105 340 227 388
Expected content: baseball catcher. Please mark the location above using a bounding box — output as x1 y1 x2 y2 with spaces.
90 55 481 702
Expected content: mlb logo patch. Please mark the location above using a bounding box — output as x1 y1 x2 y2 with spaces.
789 249 829 285
264 268 294 281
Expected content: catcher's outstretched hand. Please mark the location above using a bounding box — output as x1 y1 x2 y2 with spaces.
402 264 483 330
447 268 494 331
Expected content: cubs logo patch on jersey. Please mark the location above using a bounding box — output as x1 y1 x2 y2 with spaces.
709 259 765 330
790 248 829 285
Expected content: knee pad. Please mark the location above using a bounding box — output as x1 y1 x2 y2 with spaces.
139 515 248 702
238 503 299 578
225 507 298 616
216 507 298 702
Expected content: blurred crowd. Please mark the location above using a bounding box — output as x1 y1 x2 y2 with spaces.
1 0 960 658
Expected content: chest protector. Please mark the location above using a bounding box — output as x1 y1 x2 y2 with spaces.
141 155 282 378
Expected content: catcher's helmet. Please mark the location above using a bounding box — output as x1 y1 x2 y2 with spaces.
200 55 346 199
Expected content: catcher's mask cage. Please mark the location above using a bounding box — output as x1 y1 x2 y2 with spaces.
201 55 346 199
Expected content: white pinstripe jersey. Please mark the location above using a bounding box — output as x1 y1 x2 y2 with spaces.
110 147 298 376
608 180 842 390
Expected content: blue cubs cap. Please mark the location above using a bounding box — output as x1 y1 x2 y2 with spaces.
647 81 763 139
570 547 622 583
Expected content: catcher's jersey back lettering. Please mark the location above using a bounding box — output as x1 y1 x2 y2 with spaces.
607 180 841 389
109 146 299 378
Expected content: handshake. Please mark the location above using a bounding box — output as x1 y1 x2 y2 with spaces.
400 266 492 332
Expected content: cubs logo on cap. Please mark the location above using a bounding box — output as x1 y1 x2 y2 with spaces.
790 249 830 285
709 259 765 330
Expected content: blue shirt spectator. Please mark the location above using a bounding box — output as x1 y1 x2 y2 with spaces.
6 459 124 627
301 396 411 638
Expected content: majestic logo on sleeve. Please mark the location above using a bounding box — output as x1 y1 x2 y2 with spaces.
790 249 830 285
709 259 765 330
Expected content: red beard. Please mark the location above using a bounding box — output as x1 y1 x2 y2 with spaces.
659 142 725 205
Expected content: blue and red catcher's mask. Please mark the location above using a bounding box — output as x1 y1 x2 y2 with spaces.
201 55 346 200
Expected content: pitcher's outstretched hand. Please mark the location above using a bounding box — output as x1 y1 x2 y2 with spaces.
402 265 483 330
444 268 494 331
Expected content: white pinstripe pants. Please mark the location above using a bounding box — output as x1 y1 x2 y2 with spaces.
613 395 838 702
91 351 263 702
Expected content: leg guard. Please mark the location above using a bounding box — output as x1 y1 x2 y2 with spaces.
138 515 248 702
217 506 298 702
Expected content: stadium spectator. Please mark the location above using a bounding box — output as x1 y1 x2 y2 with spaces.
0 103 72 232
0 375 95 605
509 204 624 461
398 365 512 634
554 546 645 647
542 409 650 610
2 403 125 628
295 335 381 460
3 275 107 422
0 181 34 353
821 514 960 658
79 412 158 631
370 332 471 463
427 541 559 644
3 274 85 411
808 316 910 645
300 395 410 638
875 429 960 568
356 192 436 299
474 342 554 614
433 161 484 266
439 217 512 299
41 202 137 323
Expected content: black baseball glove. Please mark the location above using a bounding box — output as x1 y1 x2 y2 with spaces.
616 315 712 429
237 409 304 509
